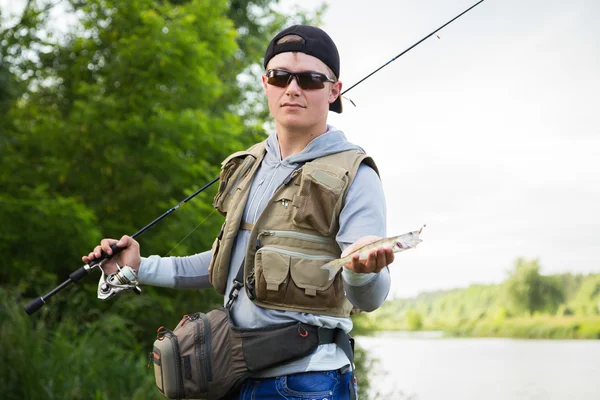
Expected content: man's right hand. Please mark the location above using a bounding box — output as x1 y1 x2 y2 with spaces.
82 235 141 275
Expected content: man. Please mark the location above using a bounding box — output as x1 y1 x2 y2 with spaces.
83 25 394 399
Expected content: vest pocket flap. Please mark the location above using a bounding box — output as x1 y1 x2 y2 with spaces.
256 249 290 291
292 163 349 236
290 256 336 296
253 246 343 312
303 163 347 189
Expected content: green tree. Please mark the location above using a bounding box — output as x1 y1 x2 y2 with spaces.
0 0 321 303
571 274 600 315
406 309 423 330
0 1 334 398
505 258 564 315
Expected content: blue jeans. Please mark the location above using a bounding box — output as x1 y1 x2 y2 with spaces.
236 369 355 400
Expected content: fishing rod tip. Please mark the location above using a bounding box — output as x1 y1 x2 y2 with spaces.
342 95 356 108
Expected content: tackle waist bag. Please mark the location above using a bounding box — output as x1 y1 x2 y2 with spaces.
149 263 356 400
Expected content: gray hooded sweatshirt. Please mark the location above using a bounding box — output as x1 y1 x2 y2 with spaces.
139 126 391 376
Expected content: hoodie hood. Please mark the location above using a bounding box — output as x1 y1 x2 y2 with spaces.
265 126 365 166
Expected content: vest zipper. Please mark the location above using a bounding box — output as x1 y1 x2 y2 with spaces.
199 314 212 383
244 177 265 224
193 314 211 393
252 164 281 223
258 230 334 245
257 246 336 261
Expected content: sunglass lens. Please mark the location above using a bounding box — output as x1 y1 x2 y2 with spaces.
296 72 325 90
267 70 291 88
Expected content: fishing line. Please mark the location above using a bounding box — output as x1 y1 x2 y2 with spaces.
342 0 486 97
164 209 217 257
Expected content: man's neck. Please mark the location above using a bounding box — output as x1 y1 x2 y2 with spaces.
276 123 328 160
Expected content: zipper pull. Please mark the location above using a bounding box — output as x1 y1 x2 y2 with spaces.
283 167 302 185
256 231 273 249
188 313 201 321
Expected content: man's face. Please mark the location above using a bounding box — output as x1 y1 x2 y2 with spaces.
262 52 342 132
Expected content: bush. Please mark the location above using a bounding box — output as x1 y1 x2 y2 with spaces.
0 288 161 400
406 310 423 331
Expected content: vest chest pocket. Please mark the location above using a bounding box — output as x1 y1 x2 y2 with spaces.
291 164 349 236
254 247 345 311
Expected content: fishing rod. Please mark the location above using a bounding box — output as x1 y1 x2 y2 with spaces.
24 0 485 315
24 177 219 314
342 0 486 96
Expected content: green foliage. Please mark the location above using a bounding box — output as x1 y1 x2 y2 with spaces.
0 1 339 399
0 0 317 299
0 189 102 294
505 258 564 315
448 315 600 340
405 310 423 331
357 258 600 340
571 274 600 315
352 344 374 400
371 284 506 331
0 287 163 400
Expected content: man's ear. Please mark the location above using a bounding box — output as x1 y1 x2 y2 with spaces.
261 74 269 93
329 80 342 104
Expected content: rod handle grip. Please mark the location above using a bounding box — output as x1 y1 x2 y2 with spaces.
24 297 45 315
69 266 88 282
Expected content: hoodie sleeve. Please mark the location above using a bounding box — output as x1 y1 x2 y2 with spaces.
337 163 391 312
137 250 213 289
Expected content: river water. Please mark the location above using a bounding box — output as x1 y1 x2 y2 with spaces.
356 332 600 400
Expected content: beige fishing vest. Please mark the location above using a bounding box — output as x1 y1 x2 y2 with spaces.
208 141 378 318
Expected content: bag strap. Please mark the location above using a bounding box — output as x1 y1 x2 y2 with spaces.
225 258 245 310
318 328 357 400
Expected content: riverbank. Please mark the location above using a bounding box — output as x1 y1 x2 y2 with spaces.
448 315 600 339
352 314 600 339
352 270 600 340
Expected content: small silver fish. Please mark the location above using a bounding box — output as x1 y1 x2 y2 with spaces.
320 226 425 280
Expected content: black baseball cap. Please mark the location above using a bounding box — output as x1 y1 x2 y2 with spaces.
263 25 342 113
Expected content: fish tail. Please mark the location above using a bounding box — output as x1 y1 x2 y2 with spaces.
320 259 344 280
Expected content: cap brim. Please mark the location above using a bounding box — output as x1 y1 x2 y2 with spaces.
329 96 342 113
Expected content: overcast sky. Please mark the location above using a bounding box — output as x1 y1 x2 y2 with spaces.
2 0 598 298
278 0 600 297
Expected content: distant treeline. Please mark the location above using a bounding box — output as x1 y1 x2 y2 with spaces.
354 259 600 339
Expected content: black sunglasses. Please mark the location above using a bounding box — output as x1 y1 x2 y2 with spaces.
266 69 336 90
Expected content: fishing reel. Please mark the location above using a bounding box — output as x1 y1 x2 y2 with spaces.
97 262 142 300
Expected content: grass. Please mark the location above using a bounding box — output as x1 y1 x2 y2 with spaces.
0 288 162 400
447 315 600 339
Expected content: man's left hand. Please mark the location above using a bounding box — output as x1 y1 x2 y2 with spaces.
342 235 395 274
